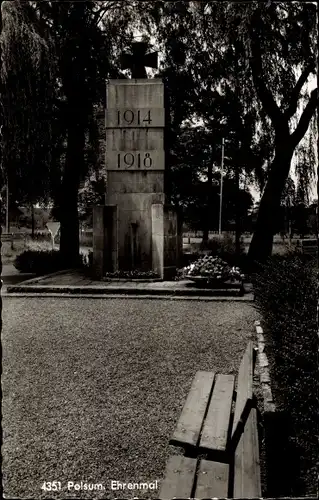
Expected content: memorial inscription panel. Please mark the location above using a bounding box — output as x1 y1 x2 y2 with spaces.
106 79 164 172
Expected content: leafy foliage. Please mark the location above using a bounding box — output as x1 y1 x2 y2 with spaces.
168 124 253 231
14 249 84 274
31 1 136 262
254 254 318 495
78 174 106 226
0 0 56 205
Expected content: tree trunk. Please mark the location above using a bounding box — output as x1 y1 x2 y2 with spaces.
202 163 213 246
202 225 209 247
31 202 35 238
5 179 9 232
59 114 85 267
248 147 293 265
235 164 241 256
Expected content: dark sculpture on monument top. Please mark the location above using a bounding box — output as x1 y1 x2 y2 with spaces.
120 41 158 79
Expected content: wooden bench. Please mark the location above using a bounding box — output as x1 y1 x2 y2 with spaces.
300 238 318 257
159 342 261 499
1 232 27 249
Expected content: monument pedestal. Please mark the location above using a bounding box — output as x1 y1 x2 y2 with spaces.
106 170 165 272
152 204 182 279
93 202 181 279
92 205 118 278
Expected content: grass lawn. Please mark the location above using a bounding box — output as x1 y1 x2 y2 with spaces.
1 240 53 265
2 297 258 499
1 239 92 267
183 234 301 256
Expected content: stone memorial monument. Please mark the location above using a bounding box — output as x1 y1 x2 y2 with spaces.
93 42 181 279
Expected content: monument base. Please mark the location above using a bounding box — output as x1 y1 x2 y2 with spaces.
152 204 182 279
92 205 117 279
93 203 181 280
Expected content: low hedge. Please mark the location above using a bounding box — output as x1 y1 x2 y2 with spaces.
254 254 318 495
200 234 250 271
14 250 85 275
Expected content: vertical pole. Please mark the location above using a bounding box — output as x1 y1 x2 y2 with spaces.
235 153 241 255
287 196 291 245
219 138 224 236
6 178 9 233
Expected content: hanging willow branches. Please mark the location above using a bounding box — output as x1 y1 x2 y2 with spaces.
0 0 56 204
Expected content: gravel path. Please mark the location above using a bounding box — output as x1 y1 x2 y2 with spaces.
2 297 258 499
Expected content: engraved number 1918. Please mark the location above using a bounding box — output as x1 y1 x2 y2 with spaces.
117 152 152 169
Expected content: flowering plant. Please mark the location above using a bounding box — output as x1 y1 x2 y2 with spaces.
103 270 159 279
177 255 245 282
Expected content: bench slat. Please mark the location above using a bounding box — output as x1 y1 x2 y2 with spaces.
233 408 261 498
195 459 229 498
231 342 254 443
199 374 235 454
159 455 197 499
170 371 215 448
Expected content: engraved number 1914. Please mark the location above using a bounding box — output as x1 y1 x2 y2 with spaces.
117 109 152 126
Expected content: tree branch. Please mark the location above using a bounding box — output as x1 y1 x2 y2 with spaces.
249 33 283 127
290 88 318 149
92 1 123 26
283 62 316 120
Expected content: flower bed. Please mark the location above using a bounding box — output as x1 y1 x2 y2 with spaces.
103 270 160 280
177 255 245 286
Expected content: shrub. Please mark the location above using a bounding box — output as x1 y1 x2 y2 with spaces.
254 254 318 494
32 231 52 242
200 232 244 252
199 233 249 270
181 252 201 268
14 250 85 275
79 230 93 247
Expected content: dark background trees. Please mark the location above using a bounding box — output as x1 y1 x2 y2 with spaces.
146 1 317 261
0 0 56 235
1 1 317 265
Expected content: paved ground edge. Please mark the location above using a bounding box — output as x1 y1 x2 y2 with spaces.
255 320 276 413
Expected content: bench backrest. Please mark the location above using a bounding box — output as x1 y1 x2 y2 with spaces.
300 239 318 256
1 233 13 242
1 232 26 241
231 341 254 447
233 407 261 498
231 342 261 498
